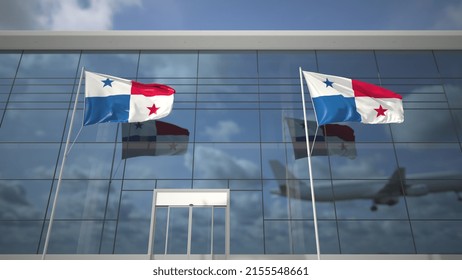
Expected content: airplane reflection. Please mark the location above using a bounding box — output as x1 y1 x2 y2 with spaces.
269 160 462 211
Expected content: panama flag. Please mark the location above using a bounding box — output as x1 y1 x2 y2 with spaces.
286 117 356 159
122 120 189 159
303 71 404 125
84 71 175 126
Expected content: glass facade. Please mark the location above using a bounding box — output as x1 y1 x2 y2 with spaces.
0 49 462 256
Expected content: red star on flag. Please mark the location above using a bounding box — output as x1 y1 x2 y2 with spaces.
374 105 388 117
147 104 159 115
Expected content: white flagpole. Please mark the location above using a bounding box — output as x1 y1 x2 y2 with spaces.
299 67 321 260
42 67 85 260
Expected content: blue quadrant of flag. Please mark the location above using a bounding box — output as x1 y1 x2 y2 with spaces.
312 95 361 124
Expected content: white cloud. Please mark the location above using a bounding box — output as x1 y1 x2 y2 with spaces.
204 120 241 142
433 1 462 29
0 0 141 30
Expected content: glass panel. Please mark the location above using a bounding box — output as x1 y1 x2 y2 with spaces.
338 220 415 253
412 221 462 254
153 207 167 254
0 109 67 142
157 180 192 189
375 51 439 78
195 109 260 142
197 84 258 102
391 110 458 142
124 151 193 180
263 180 289 219
17 52 80 78
406 179 462 219
395 143 462 178
317 51 378 78
434 51 462 78
333 180 408 219
40 221 103 254
193 180 228 189
330 143 398 179
198 51 257 78
10 84 74 105
139 51 198 78
193 143 261 180
229 179 261 190
166 207 189 254
230 191 264 254
0 180 51 220
122 179 156 190
104 180 122 220
79 51 139 78
260 110 291 142
114 191 152 254
0 221 43 254
258 51 316 78
443 79 462 108
264 220 291 254
212 207 226 254
0 143 60 179
292 221 340 254
47 180 111 219
191 207 212 254
0 52 21 78
452 110 462 140
99 221 117 254
57 143 116 179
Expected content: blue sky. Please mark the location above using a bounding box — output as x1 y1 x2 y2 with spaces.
0 0 461 30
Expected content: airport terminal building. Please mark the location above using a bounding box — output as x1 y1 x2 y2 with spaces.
1 31 462 259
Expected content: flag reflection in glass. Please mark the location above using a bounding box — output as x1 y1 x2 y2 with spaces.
122 120 189 159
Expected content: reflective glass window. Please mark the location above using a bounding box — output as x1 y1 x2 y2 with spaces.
0 180 51 220
198 51 257 78
114 191 152 254
338 220 415 253
191 207 212 254
395 143 462 178
333 180 408 219
58 143 116 180
139 51 198 78
0 109 66 142
292 221 340 254
434 51 462 77
195 109 260 142
230 191 264 254
375 51 439 78
258 51 316 78
99 221 117 254
79 51 139 78
193 144 261 180
317 51 377 78
0 143 60 179
0 221 43 254
40 221 103 254
452 110 462 140
16 52 80 78
124 151 193 180
412 221 462 254
264 220 291 254
0 52 21 78
48 179 111 219
443 79 462 108
391 109 459 142
330 143 398 179
406 180 462 219
166 207 189 254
